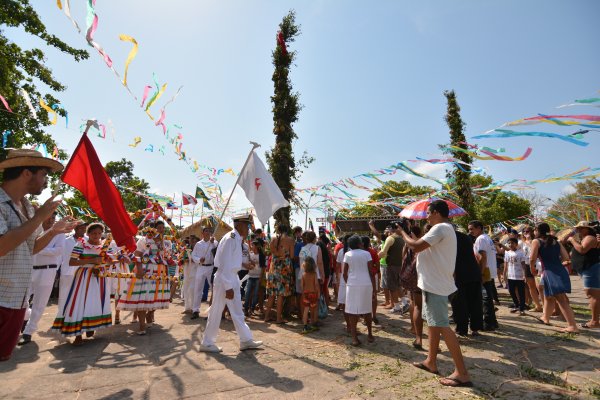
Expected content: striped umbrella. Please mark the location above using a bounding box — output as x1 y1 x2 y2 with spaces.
399 198 467 220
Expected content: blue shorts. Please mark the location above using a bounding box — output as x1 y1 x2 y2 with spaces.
422 291 450 327
580 263 600 289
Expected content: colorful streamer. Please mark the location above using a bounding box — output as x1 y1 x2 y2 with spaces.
118 34 138 86
473 129 589 147
56 0 81 33
85 0 113 67
0 94 13 112
2 130 10 147
144 144 154 152
128 137 142 147
39 99 57 125
20 89 37 119
51 104 68 128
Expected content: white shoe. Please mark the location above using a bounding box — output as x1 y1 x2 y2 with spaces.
239 340 263 351
199 344 223 353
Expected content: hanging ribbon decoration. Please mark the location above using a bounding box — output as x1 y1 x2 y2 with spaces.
0 94 13 112
118 34 138 86
85 0 113 67
39 99 58 125
1 130 11 147
20 89 37 119
473 129 589 147
128 136 142 147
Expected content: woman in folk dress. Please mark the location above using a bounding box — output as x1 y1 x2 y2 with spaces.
118 220 171 335
52 223 118 345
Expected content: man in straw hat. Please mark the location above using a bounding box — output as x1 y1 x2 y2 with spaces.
0 148 79 361
199 213 263 352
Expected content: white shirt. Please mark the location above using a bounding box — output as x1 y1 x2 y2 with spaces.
248 251 261 278
213 229 243 291
299 243 321 280
416 222 457 296
343 249 372 286
192 239 219 265
504 249 526 280
474 233 497 278
61 235 83 276
32 232 66 267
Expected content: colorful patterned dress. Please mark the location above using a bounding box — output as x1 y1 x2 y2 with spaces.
266 250 294 297
117 236 171 311
52 239 113 336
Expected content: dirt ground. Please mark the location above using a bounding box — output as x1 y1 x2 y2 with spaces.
1 276 598 400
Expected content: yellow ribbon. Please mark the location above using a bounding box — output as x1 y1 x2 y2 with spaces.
145 83 168 113
56 0 62 9
118 34 138 86
39 99 57 125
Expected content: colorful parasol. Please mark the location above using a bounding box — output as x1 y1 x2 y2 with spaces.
399 198 467 220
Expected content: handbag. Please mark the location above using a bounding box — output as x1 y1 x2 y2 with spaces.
318 294 328 319
400 249 418 292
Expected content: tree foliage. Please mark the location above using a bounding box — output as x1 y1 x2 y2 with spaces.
65 159 150 222
547 179 600 227
344 180 434 217
440 90 474 227
469 174 531 227
265 10 313 227
0 0 88 163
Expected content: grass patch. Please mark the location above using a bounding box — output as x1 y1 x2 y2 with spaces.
519 364 579 392
571 304 592 317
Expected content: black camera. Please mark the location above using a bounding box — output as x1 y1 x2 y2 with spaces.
395 217 411 234
591 221 600 235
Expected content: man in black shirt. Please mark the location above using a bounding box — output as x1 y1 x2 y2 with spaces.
451 230 483 336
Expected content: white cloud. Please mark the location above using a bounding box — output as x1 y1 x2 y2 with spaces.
561 184 576 195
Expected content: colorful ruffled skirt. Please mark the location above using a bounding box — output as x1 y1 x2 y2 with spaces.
117 263 171 311
52 266 112 337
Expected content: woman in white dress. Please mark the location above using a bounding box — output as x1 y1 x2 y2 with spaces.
343 235 375 346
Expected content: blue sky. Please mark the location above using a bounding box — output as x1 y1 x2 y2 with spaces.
5 0 600 227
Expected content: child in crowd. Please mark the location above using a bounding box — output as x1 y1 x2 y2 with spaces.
504 238 527 315
301 256 320 334
244 240 262 317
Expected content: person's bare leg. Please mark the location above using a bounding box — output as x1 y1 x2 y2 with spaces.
365 313 374 342
413 292 423 346
555 294 579 332
276 296 285 323
138 310 147 333
420 326 441 372
302 303 310 326
383 289 391 307
439 327 470 383
585 289 600 327
349 315 360 345
527 278 542 311
310 305 318 325
542 296 555 324
264 295 274 322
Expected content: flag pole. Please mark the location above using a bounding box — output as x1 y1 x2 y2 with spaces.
199 200 205 226
191 203 196 224
214 141 260 238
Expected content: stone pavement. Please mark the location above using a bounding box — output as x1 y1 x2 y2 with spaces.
1 277 599 400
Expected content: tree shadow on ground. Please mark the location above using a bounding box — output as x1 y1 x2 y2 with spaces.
205 350 304 393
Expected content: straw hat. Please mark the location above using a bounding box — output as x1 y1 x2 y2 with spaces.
573 221 593 229
0 148 63 172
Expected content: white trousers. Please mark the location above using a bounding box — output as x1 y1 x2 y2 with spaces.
182 263 197 311
58 273 75 315
200 280 253 346
23 268 57 335
193 266 213 312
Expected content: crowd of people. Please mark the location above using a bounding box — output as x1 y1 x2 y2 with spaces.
2 148 600 389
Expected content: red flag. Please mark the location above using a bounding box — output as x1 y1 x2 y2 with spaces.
145 199 153 209
277 31 287 55
62 133 138 251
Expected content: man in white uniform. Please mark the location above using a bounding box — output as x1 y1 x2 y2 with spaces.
19 212 66 345
200 214 262 352
57 222 87 314
191 228 218 319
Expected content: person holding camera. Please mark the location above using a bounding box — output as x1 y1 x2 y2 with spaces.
566 221 599 329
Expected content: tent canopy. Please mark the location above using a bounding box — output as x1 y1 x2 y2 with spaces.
180 216 232 241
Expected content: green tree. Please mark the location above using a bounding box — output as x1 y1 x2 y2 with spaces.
65 159 150 222
470 174 531 227
0 0 89 162
345 180 434 217
547 179 600 228
265 10 313 227
440 90 474 227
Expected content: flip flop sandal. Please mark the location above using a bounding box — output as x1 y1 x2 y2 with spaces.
581 323 599 329
439 377 473 387
136 330 147 336
412 362 440 375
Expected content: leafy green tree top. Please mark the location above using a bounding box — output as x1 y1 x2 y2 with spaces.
266 10 313 227
547 179 600 228
0 0 89 163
